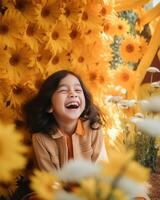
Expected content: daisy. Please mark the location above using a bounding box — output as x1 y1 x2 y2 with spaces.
78 2 102 33
119 36 141 63
112 65 139 98
44 22 71 54
0 9 26 48
23 22 45 52
34 0 61 29
0 122 27 182
115 18 130 36
103 17 116 36
46 51 72 76
59 1 81 28
14 0 36 21
4 43 35 80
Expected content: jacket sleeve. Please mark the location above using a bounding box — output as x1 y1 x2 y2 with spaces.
32 134 56 172
91 129 105 161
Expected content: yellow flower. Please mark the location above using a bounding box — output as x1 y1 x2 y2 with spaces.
6 77 37 109
119 36 141 63
59 1 80 28
0 9 26 48
45 22 71 54
138 36 148 56
103 17 116 36
23 22 45 53
30 170 61 200
115 18 130 36
46 51 72 76
112 65 139 98
78 3 102 32
3 43 35 80
101 148 149 184
0 122 27 182
13 0 36 21
35 45 53 73
34 0 61 29
100 4 113 18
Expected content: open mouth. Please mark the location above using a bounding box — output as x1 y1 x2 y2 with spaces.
65 102 80 109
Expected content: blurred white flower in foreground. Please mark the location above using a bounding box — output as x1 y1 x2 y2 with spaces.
151 81 160 88
139 96 160 112
118 99 137 109
55 190 82 200
58 159 100 182
130 117 160 137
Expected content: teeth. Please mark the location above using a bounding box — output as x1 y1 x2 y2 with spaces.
66 102 79 107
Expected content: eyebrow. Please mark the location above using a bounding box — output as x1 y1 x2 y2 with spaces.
57 83 81 88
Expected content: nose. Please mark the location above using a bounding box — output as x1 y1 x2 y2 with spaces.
68 90 77 98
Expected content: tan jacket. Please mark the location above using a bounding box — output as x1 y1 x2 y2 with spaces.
32 120 104 171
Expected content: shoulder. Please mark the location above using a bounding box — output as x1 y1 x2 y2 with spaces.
32 132 52 144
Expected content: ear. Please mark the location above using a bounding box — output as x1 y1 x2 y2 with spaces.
47 107 53 113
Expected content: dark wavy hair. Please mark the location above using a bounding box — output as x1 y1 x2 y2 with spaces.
23 70 103 135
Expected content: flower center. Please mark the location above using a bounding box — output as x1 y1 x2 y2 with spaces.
15 0 27 11
26 23 36 36
122 73 129 81
52 55 59 64
70 29 78 39
104 23 110 32
13 86 23 95
9 54 20 66
126 44 134 53
78 56 84 63
89 72 97 81
101 7 107 16
41 6 50 17
52 31 59 40
82 12 88 21
65 7 71 17
0 24 9 34
118 25 123 30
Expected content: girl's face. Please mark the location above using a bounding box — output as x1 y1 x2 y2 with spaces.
51 74 86 123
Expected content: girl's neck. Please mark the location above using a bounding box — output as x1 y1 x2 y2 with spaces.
58 120 78 136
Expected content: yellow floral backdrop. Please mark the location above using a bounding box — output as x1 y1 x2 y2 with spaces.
0 0 160 199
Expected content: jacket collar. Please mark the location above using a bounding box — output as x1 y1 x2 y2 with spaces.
51 119 85 139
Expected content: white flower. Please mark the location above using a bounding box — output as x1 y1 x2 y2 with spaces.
139 96 160 112
134 113 145 119
130 117 160 137
118 99 137 109
147 67 160 73
151 81 160 88
116 177 150 200
58 159 100 182
105 95 123 104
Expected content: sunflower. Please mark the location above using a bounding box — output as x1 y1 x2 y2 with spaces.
103 17 116 36
6 77 37 109
4 43 35 80
46 51 72 76
100 3 113 19
115 18 130 36
45 22 71 54
30 170 61 200
0 122 27 182
59 1 80 28
23 22 45 52
119 36 141 63
34 0 61 29
138 36 148 56
0 9 26 48
13 0 36 21
78 2 102 33
35 45 53 74
112 65 139 98
82 28 100 45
